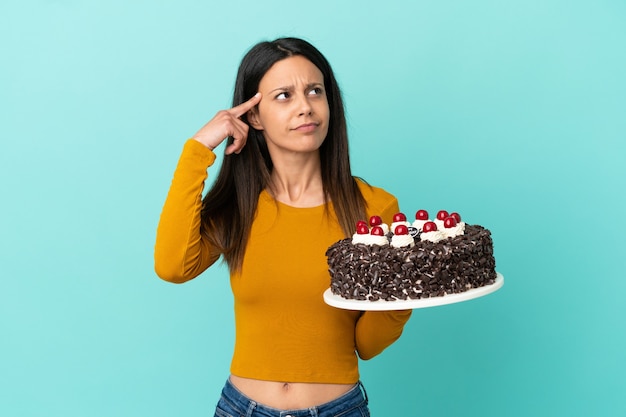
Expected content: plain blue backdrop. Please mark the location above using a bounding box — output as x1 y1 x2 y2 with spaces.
1 0 625 416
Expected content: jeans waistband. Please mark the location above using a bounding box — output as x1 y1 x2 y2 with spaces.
219 378 368 417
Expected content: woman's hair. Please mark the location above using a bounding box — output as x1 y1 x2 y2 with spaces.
201 37 366 272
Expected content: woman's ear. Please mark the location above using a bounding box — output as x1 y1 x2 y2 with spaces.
247 107 263 130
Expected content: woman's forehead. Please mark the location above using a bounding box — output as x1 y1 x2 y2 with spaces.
259 56 324 90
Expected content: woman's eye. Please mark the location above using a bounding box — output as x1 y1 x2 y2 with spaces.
276 92 290 100
309 87 323 96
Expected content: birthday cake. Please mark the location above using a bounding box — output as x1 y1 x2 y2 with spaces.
326 210 497 301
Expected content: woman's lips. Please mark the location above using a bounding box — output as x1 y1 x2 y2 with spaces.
293 122 319 132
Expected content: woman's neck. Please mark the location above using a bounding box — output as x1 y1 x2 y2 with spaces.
267 152 325 208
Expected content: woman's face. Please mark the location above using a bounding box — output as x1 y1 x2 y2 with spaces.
249 55 330 157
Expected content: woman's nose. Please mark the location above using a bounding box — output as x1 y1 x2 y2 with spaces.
296 94 313 115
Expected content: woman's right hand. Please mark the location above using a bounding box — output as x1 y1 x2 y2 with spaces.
192 92 262 155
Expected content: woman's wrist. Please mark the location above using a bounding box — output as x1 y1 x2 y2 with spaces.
191 136 215 150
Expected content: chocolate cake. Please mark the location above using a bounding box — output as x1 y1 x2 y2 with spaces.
326 212 497 301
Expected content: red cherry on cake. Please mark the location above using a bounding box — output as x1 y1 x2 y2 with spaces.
371 226 385 236
356 220 368 230
436 210 449 221
415 209 429 220
422 221 438 233
369 215 383 226
443 216 458 228
356 224 369 234
450 212 461 223
393 212 407 222
394 224 409 235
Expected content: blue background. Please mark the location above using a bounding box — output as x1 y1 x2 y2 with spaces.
1 0 625 416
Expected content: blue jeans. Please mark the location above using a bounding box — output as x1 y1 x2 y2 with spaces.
214 379 370 417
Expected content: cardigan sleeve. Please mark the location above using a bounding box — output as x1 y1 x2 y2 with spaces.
154 139 222 283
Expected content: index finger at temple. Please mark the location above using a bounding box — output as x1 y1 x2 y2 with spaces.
230 93 262 118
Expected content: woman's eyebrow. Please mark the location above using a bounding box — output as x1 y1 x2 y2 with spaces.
268 82 324 94
268 85 293 94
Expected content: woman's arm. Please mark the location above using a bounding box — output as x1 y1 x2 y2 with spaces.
154 94 262 283
355 309 412 360
154 140 221 283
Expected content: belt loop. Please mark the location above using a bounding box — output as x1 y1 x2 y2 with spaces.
358 381 369 404
309 406 318 416
245 399 256 417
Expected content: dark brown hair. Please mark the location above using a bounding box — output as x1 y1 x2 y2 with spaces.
201 37 366 272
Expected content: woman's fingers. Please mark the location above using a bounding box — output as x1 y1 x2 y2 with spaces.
224 93 261 155
224 123 250 155
192 93 262 152
229 92 262 118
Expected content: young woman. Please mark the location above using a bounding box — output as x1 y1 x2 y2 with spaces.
155 37 411 417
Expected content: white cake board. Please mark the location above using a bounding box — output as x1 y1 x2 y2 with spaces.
323 272 504 311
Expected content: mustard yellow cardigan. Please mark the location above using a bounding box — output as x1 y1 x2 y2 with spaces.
155 139 411 383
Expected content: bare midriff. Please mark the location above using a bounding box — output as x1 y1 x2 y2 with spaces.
229 375 355 409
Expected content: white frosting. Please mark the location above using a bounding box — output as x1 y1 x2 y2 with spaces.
412 219 429 230
378 223 390 234
352 233 389 246
352 233 370 245
442 221 466 239
391 234 415 248
420 230 446 243
391 221 411 232
369 235 389 246
434 219 446 230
